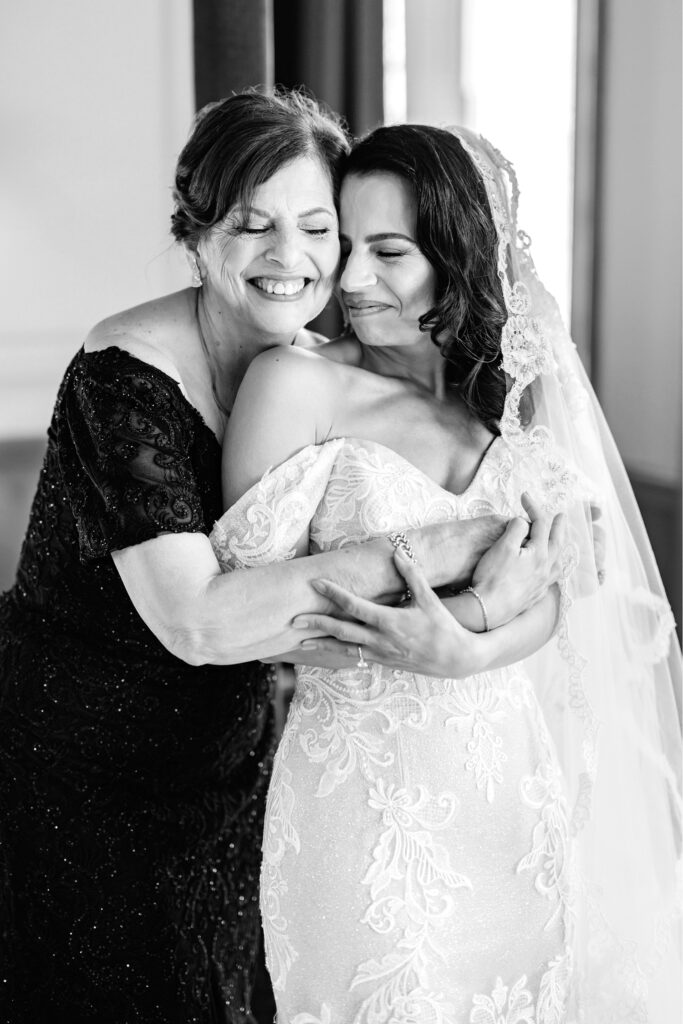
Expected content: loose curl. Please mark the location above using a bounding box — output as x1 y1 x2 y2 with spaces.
342 125 508 432
171 87 350 250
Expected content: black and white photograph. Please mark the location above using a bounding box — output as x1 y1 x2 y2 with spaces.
0 2 681 1021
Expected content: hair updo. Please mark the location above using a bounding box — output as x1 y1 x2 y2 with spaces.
342 125 508 432
171 88 350 250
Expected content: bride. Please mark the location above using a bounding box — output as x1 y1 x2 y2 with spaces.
211 125 682 1021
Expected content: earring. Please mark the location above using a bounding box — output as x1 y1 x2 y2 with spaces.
187 252 203 288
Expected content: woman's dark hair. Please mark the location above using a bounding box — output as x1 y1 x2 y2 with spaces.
171 88 350 249
342 125 508 432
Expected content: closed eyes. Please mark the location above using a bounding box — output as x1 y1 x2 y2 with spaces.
238 225 332 237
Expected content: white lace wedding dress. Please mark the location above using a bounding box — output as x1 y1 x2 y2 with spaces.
211 434 581 1024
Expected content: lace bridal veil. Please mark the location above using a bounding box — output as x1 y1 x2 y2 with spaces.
450 128 681 1020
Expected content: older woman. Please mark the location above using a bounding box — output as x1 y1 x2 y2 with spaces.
0 93 560 1023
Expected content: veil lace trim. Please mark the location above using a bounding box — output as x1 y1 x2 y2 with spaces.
452 125 681 1020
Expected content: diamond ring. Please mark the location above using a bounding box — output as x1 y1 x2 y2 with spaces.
356 645 368 669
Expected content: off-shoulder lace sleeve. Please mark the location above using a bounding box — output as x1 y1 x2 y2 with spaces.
62 353 208 560
210 440 345 572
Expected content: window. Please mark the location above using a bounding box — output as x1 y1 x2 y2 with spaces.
385 0 578 326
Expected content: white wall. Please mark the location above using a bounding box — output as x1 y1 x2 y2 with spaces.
404 0 464 126
597 0 682 486
0 1 194 439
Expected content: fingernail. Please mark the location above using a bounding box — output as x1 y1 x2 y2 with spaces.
310 579 329 593
292 617 309 629
300 641 317 650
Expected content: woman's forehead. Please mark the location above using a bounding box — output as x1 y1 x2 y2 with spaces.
250 155 335 209
340 172 416 231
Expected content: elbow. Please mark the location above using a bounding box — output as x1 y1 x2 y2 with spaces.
160 623 257 667
160 624 215 666
154 614 229 663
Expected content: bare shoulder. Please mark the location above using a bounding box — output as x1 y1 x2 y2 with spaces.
231 345 349 455
242 343 343 396
243 344 372 429
225 347 334 504
83 290 193 384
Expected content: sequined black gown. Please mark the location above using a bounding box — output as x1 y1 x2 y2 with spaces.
0 347 275 1024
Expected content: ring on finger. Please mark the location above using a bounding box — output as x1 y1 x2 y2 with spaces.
356 645 368 669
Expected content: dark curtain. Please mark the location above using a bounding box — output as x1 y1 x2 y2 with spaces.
274 0 384 338
193 0 274 107
274 0 383 137
192 0 383 133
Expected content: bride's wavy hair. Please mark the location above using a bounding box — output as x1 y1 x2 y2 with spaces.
171 87 350 250
342 125 508 432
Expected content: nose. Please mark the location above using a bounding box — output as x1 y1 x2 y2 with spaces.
265 226 303 269
340 248 377 292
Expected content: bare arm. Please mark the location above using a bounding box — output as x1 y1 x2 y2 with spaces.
112 515 504 666
112 349 507 665
269 583 561 676
111 347 540 669
274 502 567 676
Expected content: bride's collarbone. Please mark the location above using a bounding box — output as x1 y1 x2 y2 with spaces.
343 395 494 495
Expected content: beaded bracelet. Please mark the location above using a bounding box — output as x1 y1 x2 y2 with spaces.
459 585 490 632
387 531 418 604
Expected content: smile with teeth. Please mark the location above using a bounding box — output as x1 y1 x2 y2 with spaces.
252 277 308 296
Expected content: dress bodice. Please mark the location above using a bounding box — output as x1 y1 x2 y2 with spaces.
211 432 580 581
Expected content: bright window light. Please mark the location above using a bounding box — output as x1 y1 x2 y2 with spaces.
385 0 577 327
383 0 407 124
460 0 577 325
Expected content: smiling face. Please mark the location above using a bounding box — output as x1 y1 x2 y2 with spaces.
339 172 437 348
196 155 340 342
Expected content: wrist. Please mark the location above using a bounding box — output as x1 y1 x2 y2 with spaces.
470 579 508 630
409 521 475 590
447 625 487 678
403 526 432 586
457 586 490 633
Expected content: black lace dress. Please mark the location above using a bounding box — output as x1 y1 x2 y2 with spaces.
0 347 275 1024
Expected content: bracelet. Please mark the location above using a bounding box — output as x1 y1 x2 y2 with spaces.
387 531 418 604
459 586 490 632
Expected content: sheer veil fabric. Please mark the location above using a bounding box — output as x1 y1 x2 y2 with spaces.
451 127 681 1020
